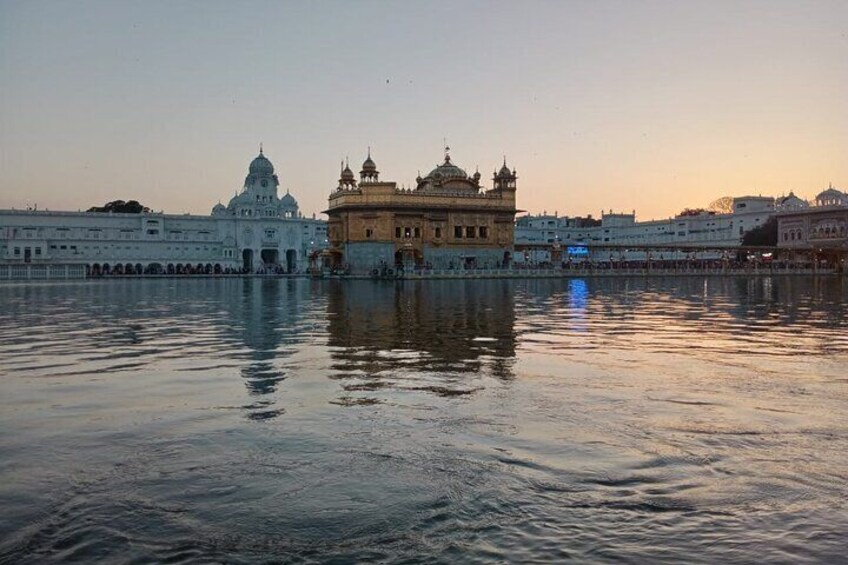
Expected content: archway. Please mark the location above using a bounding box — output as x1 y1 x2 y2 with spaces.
135 263 143 275
243 249 254 272
285 249 297 273
167 263 175 275
214 263 222 274
503 251 512 267
261 249 279 267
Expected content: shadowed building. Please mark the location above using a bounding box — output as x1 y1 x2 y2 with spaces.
777 184 848 269
325 148 518 273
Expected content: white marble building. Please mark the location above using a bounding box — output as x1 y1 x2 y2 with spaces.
0 149 328 274
777 185 848 253
515 196 777 263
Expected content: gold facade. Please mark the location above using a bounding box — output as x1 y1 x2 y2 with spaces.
325 150 518 271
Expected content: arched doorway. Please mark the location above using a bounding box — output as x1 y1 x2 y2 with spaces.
285 249 297 273
243 249 254 272
261 249 279 268
503 251 512 267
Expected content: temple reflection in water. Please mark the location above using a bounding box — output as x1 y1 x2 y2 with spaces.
325 279 517 382
3 276 841 420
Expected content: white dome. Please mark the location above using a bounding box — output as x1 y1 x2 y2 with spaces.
777 192 808 210
249 151 274 175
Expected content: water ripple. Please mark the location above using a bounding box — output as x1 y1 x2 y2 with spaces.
0 276 846 563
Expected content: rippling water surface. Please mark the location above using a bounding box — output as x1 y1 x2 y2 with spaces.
1 277 847 563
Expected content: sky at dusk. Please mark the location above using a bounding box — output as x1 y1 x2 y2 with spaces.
1 0 846 221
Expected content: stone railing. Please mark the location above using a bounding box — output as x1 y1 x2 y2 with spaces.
328 191 514 211
0 264 88 281
392 265 836 279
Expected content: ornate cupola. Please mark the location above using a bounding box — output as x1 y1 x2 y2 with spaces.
244 144 280 197
338 158 357 190
360 147 379 183
472 166 482 186
220 146 294 218
493 157 517 192
249 146 274 175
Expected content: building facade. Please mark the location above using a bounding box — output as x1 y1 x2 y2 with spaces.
777 185 848 267
0 150 328 274
515 196 777 263
325 149 518 273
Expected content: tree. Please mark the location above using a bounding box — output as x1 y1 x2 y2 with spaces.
742 216 778 246
677 207 710 217
87 200 150 214
709 196 734 214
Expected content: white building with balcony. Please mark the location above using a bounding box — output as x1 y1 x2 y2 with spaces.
515 196 777 264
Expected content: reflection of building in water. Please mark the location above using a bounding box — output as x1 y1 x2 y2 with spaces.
326 280 516 379
216 278 318 419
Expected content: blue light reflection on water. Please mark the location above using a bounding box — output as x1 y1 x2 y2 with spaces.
568 278 589 312
0 276 847 563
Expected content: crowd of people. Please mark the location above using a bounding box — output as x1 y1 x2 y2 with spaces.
86 262 301 277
